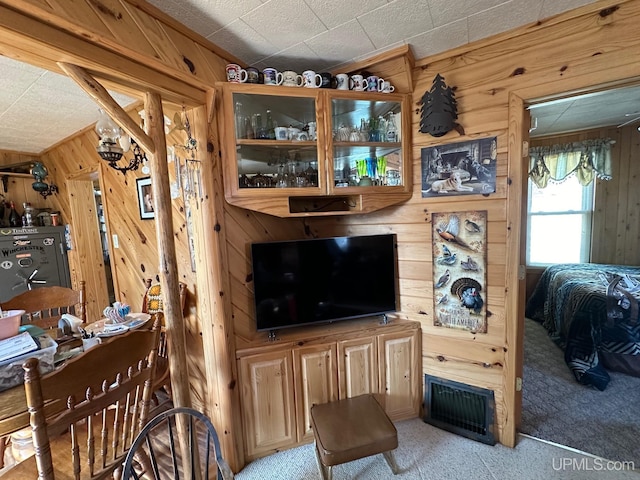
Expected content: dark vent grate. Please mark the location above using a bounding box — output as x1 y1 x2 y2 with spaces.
424 374 496 445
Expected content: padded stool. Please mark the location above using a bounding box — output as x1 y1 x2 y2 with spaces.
310 394 398 480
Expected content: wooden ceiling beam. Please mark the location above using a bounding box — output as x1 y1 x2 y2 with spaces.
58 62 154 154
0 4 205 106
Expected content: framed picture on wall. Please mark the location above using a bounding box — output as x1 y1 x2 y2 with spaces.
136 177 154 220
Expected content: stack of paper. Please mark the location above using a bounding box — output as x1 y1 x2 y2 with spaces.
0 332 38 363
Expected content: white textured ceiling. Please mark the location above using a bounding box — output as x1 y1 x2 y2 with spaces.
4 0 640 155
149 0 596 72
0 55 135 154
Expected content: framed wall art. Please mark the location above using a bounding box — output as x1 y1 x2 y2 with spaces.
136 177 154 220
432 210 487 333
421 137 497 197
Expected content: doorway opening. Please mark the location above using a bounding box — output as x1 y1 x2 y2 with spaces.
520 84 640 465
94 180 115 305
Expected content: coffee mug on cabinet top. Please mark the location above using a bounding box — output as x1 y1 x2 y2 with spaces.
350 74 366 91
246 67 260 84
366 75 383 92
319 72 333 88
226 63 247 83
380 80 395 93
282 70 304 87
302 70 322 88
263 67 282 85
335 73 349 90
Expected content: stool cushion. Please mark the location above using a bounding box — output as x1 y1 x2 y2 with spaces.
311 394 398 467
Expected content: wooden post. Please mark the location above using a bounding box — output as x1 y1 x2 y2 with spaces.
59 63 192 410
144 92 192 410
190 104 244 470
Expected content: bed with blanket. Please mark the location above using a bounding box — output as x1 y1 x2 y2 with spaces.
525 263 640 390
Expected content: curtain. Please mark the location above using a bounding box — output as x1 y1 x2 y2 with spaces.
529 138 614 188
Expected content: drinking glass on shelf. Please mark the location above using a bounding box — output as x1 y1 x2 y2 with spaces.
377 156 387 185
305 162 318 186
365 157 377 179
239 173 251 188
368 117 379 142
275 164 289 188
251 172 271 188
295 171 308 187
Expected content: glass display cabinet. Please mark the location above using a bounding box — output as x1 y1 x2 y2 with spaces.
219 83 411 217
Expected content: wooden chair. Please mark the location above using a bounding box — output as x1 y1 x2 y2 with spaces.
121 407 234 480
4 325 161 480
141 279 187 399
0 281 86 330
0 281 86 469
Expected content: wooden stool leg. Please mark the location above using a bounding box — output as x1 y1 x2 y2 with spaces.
383 450 399 475
0 436 6 469
314 440 332 480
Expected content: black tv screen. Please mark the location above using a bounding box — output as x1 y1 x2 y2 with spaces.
251 234 398 332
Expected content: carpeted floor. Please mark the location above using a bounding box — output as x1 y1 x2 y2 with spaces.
521 317 640 466
235 418 638 479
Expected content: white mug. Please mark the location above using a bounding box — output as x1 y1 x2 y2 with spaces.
225 64 247 83
302 70 322 88
335 73 349 90
82 336 102 351
307 121 317 140
350 74 366 91
282 70 303 87
274 126 288 140
287 127 301 140
380 80 395 93
58 314 83 334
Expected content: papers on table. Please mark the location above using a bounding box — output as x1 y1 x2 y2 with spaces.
0 332 38 363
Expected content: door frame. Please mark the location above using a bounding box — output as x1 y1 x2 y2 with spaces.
505 75 640 446
65 164 112 322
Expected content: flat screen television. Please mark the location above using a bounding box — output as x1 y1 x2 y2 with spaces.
251 234 398 332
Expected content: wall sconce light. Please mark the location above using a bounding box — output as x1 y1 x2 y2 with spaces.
31 162 58 198
95 108 146 174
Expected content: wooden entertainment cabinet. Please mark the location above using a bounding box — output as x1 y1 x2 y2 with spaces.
236 317 421 460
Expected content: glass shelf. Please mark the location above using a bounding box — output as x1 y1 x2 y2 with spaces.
221 83 410 217
330 97 403 189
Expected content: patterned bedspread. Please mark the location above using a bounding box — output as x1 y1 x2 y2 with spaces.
525 263 640 390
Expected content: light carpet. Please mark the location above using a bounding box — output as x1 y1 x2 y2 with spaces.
235 418 638 479
521 317 640 466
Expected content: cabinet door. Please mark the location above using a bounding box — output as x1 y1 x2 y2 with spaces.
221 85 325 198
337 337 378 399
327 91 409 193
293 344 338 441
238 350 296 458
378 329 421 420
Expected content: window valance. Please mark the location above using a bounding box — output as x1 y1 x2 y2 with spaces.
529 138 614 188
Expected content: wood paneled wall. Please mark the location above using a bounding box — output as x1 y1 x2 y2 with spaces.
5 0 640 470
531 124 640 266
268 0 639 446
592 126 640 265
38 108 212 405
0 151 50 214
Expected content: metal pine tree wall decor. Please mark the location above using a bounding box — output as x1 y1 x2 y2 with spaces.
419 74 463 137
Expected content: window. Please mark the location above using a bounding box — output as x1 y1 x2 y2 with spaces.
526 174 594 265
